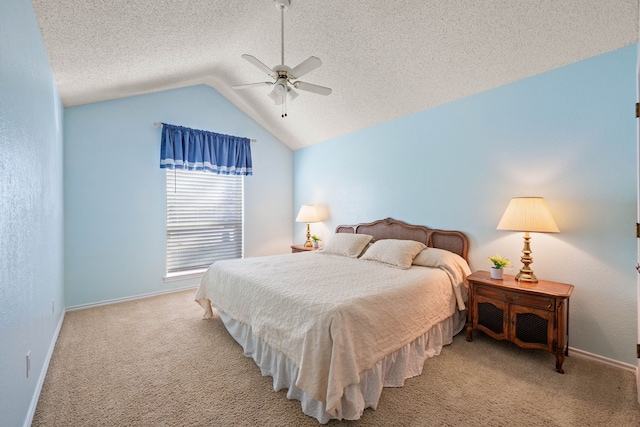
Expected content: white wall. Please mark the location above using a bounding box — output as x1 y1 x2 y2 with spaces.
293 45 637 365
0 1 65 425
64 85 293 307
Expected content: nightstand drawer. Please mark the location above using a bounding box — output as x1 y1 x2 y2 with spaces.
476 285 555 311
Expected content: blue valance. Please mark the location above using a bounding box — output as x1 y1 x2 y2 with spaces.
160 123 253 176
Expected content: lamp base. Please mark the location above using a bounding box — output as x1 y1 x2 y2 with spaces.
304 223 312 247
516 231 538 283
515 271 538 283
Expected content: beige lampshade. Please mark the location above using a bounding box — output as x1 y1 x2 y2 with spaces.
295 204 320 223
496 197 559 233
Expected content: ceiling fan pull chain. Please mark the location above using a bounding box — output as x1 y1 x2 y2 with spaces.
282 93 287 118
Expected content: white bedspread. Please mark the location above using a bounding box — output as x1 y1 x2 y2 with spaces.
195 251 467 417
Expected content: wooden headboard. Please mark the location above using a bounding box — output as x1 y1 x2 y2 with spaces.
335 217 469 261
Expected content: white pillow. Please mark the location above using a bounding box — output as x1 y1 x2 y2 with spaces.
412 247 472 311
412 247 465 268
360 239 426 269
320 233 373 258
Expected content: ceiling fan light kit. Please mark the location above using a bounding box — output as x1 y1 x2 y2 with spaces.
232 0 332 117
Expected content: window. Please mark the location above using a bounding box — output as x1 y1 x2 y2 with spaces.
165 169 243 277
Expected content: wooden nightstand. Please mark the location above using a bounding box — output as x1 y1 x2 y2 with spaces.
291 244 318 253
465 270 574 373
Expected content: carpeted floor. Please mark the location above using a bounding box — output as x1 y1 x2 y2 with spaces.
33 289 640 426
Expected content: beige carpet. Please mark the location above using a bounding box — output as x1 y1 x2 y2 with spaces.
33 289 640 426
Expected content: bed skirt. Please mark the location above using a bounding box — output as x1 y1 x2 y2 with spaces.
218 309 466 423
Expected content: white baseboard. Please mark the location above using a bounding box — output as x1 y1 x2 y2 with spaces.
65 285 198 312
569 346 637 373
23 311 65 427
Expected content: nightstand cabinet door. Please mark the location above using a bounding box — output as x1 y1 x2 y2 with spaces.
474 296 508 340
511 305 555 352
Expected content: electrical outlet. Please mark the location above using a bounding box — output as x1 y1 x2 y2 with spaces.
26 351 31 378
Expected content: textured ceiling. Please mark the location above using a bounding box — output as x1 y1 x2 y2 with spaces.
32 0 638 150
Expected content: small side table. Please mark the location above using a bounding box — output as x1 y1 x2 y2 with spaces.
291 244 318 253
466 270 574 373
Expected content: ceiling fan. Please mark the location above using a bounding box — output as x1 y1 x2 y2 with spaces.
232 0 332 117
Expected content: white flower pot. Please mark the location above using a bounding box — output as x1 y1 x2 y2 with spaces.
312 241 319 248
490 267 504 280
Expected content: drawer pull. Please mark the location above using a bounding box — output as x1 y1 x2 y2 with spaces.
501 293 519 302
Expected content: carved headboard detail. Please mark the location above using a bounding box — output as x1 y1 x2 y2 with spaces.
336 217 469 261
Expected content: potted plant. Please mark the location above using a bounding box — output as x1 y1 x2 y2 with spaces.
311 235 322 249
487 253 511 280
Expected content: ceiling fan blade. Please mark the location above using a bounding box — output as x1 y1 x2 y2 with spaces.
294 81 332 96
232 82 273 90
241 54 276 78
289 56 322 79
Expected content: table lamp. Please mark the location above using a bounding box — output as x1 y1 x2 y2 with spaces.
295 204 320 247
496 197 559 283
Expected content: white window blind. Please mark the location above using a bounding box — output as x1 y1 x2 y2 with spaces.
166 169 243 275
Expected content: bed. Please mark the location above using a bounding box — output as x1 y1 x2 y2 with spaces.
195 217 471 423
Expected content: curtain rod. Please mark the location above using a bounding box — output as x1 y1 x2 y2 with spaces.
153 122 257 143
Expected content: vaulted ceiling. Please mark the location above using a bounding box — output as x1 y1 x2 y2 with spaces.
32 0 638 150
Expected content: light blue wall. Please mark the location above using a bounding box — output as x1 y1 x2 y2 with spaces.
0 1 65 426
64 85 293 307
294 46 637 365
